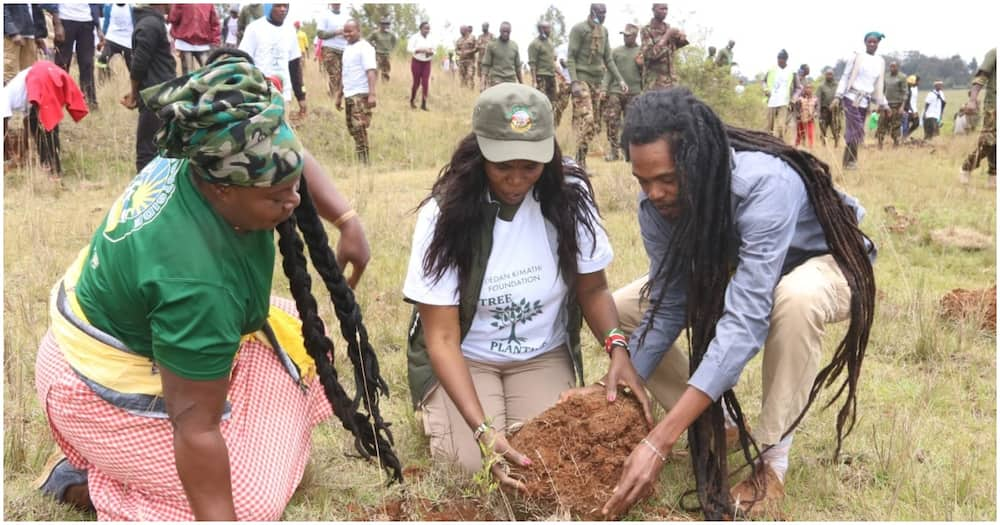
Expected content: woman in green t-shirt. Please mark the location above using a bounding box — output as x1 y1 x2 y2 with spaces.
34 50 401 520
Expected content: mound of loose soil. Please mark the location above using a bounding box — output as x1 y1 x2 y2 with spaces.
357 496 495 521
940 285 997 331
506 389 649 520
929 227 993 251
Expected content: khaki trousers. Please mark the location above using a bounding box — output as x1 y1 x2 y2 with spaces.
612 254 851 444
766 105 790 142
421 348 575 473
4 37 37 83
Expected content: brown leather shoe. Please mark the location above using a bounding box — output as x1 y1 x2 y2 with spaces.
730 464 784 519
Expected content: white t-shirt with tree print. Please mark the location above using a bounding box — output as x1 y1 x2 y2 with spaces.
403 186 613 364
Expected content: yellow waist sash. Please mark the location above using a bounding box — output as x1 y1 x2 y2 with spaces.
50 247 316 398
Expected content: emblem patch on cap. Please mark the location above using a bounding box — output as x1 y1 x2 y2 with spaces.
508 105 533 133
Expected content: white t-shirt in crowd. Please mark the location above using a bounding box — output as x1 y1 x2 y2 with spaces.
239 17 301 101
403 185 613 364
837 52 885 108
924 90 946 120
342 39 377 97
225 17 238 45
767 66 794 108
1 68 31 119
58 3 93 22
175 39 210 52
407 32 434 62
316 9 348 50
104 4 133 48
908 86 919 112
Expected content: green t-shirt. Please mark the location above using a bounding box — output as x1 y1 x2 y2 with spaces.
604 45 641 94
817 79 838 108
482 39 521 83
974 48 996 111
75 157 276 381
528 37 555 77
566 20 622 86
367 30 397 55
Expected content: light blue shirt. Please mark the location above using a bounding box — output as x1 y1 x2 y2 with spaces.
630 149 876 401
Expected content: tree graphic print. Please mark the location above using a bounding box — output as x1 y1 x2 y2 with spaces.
490 298 544 343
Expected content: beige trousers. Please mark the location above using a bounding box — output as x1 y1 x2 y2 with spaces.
613 254 851 444
421 348 575 473
766 105 790 142
4 37 37 83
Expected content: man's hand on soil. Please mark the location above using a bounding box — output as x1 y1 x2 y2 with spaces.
601 435 667 518
605 350 654 427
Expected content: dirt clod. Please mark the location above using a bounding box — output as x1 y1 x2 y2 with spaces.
506 389 650 520
939 285 996 331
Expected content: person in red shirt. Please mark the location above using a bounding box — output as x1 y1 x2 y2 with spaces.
167 4 221 75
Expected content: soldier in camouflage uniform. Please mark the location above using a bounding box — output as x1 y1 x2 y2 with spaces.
876 62 908 148
475 23 494 89
528 22 557 111
639 3 688 91
342 20 377 164
366 17 397 83
715 40 735 68
602 24 642 161
960 48 997 187
567 4 626 168
816 68 842 147
554 49 571 127
455 25 478 89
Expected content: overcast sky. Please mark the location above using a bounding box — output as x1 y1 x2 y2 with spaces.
289 2 998 78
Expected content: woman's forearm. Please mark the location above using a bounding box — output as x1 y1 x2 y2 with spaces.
419 304 487 431
174 425 236 520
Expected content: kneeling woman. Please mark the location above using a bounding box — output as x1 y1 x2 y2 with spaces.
34 50 401 521
404 83 651 488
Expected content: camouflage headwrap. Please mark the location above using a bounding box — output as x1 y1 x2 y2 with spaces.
141 51 303 187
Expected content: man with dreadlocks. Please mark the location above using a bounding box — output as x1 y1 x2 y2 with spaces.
567 88 876 519
32 49 401 520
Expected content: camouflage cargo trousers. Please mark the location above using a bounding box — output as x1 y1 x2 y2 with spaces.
603 92 637 158
571 80 601 159
535 75 557 118
376 53 391 83
322 47 344 98
876 103 904 147
819 106 842 146
345 94 373 160
554 74 570 127
458 59 475 89
962 109 997 175
644 69 677 91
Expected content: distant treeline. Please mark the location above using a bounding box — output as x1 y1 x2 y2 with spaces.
832 51 979 90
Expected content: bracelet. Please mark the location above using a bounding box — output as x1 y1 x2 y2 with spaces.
604 331 629 357
473 421 492 441
332 209 358 229
641 438 667 462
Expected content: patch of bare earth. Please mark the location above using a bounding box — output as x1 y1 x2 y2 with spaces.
940 285 997 331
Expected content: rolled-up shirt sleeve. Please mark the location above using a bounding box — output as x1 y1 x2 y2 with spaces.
630 200 688 379
687 175 800 400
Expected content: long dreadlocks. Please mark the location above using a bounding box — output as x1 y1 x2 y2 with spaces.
276 175 403 483
622 88 875 519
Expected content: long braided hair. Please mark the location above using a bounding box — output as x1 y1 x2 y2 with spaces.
275 175 403 483
420 133 599 292
622 88 875 518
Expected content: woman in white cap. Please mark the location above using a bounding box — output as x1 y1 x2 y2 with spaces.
403 83 652 488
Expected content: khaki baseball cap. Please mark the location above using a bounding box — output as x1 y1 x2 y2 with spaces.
473 83 554 163
621 24 639 36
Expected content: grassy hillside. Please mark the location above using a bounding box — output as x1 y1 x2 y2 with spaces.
3 54 995 521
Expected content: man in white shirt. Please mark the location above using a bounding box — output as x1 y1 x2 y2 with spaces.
97 3 134 81
340 19 377 163
316 3 348 106
761 49 799 142
923 80 946 140
55 3 103 108
239 4 307 116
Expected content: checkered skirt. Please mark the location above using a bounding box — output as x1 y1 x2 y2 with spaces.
34 298 334 520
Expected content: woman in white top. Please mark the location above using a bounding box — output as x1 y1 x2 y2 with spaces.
834 32 888 170
403 83 651 490
407 21 434 110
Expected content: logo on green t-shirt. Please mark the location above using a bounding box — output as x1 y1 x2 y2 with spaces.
103 158 182 243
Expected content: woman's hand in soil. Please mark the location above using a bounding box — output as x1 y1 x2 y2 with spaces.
605 348 654 427
600 434 669 519
486 432 530 492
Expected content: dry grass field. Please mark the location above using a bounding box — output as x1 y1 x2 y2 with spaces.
3 52 995 520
